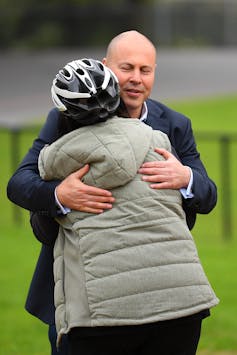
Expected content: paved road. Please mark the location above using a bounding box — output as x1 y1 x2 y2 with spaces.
1 47 236 125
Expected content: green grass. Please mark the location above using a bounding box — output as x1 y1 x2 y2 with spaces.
0 129 49 355
166 94 237 352
167 94 237 133
1 93 237 354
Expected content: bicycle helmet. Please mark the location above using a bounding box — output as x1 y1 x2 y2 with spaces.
51 58 120 123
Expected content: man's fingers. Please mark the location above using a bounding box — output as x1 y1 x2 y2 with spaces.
139 148 172 170
74 164 90 179
78 191 115 203
154 147 172 159
82 184 114 198
150 182 171 189
139 167 164 175
141 174 163 182
72 195 114 213
72 166 114 197
78 201 114 214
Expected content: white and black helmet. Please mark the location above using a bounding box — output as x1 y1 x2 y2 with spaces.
51 58 120 122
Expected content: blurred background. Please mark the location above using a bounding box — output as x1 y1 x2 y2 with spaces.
1 0 237 121
1 0 237 49
1 0 237 354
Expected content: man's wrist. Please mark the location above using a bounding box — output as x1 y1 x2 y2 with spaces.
180 167 194 199
54 189 71 215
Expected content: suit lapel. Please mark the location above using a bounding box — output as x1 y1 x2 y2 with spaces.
145 100 169 135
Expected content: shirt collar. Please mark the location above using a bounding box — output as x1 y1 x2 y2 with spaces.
139 102 148 122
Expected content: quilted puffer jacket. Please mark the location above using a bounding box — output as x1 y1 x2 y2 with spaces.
38 117 219 339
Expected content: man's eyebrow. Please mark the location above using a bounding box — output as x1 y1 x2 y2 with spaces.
119 62 133 66
141 65 154 71
119 62 153 69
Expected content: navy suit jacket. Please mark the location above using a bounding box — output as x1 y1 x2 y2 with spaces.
7 99 217 325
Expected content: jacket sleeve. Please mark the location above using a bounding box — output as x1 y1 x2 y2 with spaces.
7 108 61 217
170 115 217 215
30 212 59 246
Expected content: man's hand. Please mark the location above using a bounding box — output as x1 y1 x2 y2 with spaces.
138 148 191 189
56 164 115 213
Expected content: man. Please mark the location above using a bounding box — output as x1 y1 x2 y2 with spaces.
7 30 217 354
39 57 218 355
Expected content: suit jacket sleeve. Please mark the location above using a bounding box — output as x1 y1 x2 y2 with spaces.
146 99 217 229
170 116 217 215
30 212 59 246
7 108 61 217
165 111 217 231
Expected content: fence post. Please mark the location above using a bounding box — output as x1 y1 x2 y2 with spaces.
220 135 232 240
0 120 41 224
10 128 22 224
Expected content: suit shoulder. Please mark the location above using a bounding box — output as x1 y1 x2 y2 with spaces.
47 107 60 122
39 108 61 142
147 98 191 123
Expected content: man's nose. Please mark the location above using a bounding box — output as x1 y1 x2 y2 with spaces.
130 69 142 83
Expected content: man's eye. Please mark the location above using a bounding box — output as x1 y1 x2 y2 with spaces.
121 66 131 71
142 69 152 74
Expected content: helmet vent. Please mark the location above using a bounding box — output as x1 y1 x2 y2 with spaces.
62 68 71 78
76 68 84 75
83 59 91 66
98 62 105 71
85 77 93 88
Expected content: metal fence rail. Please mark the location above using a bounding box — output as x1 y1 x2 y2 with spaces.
1 121 42 224
2 123 237 239
196 132 237 240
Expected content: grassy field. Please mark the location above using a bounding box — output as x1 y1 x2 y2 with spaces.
1 94 237 354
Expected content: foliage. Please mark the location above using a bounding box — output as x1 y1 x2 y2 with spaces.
0 1 152 49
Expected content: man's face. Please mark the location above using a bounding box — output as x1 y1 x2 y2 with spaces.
103 41 156 118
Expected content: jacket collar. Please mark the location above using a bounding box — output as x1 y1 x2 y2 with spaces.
145 99 169 135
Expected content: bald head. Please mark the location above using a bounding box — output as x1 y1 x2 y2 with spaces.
106 30 157 62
